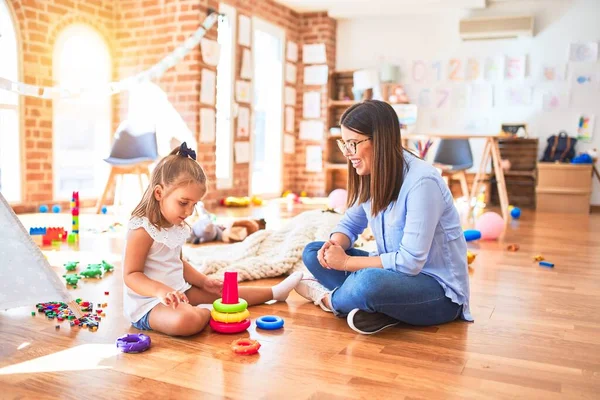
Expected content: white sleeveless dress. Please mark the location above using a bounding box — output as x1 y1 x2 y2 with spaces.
123 216 192 323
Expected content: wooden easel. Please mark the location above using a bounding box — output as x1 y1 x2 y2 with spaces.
403 134 510 222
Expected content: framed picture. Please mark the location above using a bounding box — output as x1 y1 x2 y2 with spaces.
501 123 528 137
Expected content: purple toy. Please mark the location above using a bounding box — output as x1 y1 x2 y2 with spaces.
115 333 151 353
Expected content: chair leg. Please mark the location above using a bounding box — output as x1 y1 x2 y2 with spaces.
457 171 469 199
137 168 145 195
96 168 116 214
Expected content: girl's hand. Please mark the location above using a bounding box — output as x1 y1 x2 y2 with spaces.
158 289 189 309
324 245 350 271
203 278 223 295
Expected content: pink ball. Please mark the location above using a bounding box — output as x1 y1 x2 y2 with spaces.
328 189 348 210
474 212 505 240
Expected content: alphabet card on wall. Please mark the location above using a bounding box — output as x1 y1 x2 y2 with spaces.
465 58 483 81
504 55 527 80
484 56 504 82
447 59 464 81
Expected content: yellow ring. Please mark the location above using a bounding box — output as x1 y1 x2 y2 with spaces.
211 308 250 323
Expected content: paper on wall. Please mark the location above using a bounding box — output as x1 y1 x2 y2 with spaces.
504 55 527 80
302 91 321 118
287 41 298 62
540 64 566 82
306 145 323 172
200 38 220 66
199 108 215 143
238 15 251 47
542 90 569 110
569 42 598 63
469 84 493 108
299 120 324 141
284 87 296 106
576 114 595 141
353 69 378 90
284 134 295 154
234 141 250 163
200 69 216 105
285 62 297 84
484 56 504 82
285 106 295 133
235 80 251 103
237 106 250 137
240 49 252 79
304 65 328 85
303 44 326 64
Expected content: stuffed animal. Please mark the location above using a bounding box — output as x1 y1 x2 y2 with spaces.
189 202 266 244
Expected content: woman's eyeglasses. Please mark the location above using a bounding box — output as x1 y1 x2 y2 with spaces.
336 138 371 155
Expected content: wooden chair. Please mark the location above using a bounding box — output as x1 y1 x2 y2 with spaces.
96 122 158 213
433 139 474 199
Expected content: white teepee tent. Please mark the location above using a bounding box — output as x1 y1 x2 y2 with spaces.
0 192 76 311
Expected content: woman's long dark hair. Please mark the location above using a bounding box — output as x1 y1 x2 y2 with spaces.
340 100 405 216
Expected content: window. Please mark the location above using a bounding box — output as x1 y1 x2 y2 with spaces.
215 3 236 189
0 0 21 202
251 18 284 197
53 24 111 200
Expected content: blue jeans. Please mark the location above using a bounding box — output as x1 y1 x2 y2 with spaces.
302 241 462 326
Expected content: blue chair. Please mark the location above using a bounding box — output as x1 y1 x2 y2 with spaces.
433 139 474 199
96 121 158 213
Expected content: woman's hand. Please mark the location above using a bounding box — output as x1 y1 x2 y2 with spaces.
203 278 223 295
323 244 350 271
158 289 189 309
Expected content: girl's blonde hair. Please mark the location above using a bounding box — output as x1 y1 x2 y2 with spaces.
131 145 207 229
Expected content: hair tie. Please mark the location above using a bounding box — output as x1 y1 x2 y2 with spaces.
179 142 197 160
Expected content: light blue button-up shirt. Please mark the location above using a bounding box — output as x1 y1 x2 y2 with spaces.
332 151 473 321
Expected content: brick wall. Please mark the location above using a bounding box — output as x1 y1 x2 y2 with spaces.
8 0 115 210
292 12 336 197
8 0 335 211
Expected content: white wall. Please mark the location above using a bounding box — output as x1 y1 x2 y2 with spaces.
337 0 600 205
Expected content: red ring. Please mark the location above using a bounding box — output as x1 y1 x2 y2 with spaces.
231 338 261 355
209 318 251 334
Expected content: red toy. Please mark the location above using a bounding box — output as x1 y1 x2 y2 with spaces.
231 338 261 355
42 227 67 246
222 271 239 304
210 271 250 334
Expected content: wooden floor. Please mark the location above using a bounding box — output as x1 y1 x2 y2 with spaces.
1 201 600 399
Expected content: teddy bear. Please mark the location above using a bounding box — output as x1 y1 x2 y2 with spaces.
189 202 266 244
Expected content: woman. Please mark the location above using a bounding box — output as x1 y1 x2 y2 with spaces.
295 100 473 334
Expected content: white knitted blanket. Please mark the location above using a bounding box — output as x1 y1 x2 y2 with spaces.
182 209 343 281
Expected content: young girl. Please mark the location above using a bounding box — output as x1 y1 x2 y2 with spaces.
123 143 302 336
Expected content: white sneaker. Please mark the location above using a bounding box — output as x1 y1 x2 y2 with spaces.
294 277 332 312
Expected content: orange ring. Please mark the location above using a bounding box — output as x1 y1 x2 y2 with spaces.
231 338 261 355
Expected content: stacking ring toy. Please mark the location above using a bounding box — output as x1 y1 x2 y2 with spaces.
231 338 261 355
213 298 248 313
115 333 151 353
210 318 251 334
211 309 250 323
256 315 284 330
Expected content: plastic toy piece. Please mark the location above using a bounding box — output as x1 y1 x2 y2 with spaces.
231 338 261 355
533 254 545 261
67 233 78 244
101 260 114 272
211 309 250 324
467 251 476 265
506 244 520 252
464 230 481 242
105 291 110 295
42 228 67 246
29 227 47 235
256 315 284 330
210 318 251 334
80 268 102 278
115 333 151 353
222 271 239 304
55 325 60 330
539 261 554 268
510 207 521 219
31 311 35 316
213 298 248 313
64 261 79 271
39 205 49 213
63 274 80 287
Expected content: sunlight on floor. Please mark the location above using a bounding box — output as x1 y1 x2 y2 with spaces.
0 344 120 375
17 342 30 350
